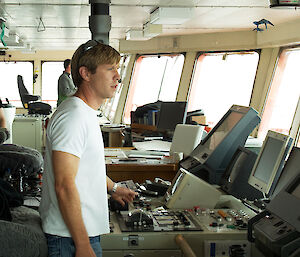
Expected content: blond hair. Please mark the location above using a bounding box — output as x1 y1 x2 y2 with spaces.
71 41 121 88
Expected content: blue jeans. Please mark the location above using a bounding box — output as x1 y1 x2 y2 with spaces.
45 234 102 257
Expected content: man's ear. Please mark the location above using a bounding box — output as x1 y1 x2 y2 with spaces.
79 66 90 82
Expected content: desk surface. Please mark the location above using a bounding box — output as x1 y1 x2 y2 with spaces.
106 160 178 184
105 148 178 183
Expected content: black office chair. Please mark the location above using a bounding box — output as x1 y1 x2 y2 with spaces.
17 75 52 115
0 142 47 257
0 143 43 197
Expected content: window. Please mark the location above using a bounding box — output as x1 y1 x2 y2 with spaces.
258 48 300 140
123 54 185 124
41 61 64 107
101 55 129 122
188 51 259 128
0 61 33 107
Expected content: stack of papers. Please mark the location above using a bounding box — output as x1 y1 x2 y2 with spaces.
133 140 172 153
127 151 165 159
104 148 127 158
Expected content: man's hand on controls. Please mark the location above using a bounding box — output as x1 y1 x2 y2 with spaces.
111 186 137 206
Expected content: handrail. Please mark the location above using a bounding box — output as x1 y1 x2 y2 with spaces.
175 234 197 257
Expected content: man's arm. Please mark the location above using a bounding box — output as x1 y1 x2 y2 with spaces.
0 108 6 128
107 176 137 206
52 150 96 257
0 108 10 144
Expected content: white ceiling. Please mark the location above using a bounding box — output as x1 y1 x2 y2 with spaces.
1 0 300 51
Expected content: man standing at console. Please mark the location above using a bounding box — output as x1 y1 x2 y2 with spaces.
0 107 6 128
57 59 77 106
39 41 136 257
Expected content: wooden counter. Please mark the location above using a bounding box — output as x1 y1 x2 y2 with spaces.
106 159 178 183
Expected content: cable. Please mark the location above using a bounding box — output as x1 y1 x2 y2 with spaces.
0 23 7 47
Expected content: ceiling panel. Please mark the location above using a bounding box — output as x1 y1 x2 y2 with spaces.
0 0 300 50
110 6 150 28
1 0 88 4
193 0 269 6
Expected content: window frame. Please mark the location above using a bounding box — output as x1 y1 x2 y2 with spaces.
0 60 34 107
290 96 300 147
122 52 186 124
187 49 260 128
41 60 65 108
257 46 300 144
100 55 129 122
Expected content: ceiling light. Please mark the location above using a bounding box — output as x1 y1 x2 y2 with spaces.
22 44 36 54
126 29 144 40
1 35 25 49
150 7 194 25
5 33 19 44
143 23 162 38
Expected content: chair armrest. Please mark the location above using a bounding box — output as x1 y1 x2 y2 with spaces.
0 206 48 257
23 94 40 102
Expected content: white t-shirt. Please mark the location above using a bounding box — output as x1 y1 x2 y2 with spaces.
39 97 109 237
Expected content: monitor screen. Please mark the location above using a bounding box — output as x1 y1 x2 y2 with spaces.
253 137 283 183
179 105 261 185
190 106 259 166
248 130 293 195
156 101 187 132
164 168 222 209
204 111 244 152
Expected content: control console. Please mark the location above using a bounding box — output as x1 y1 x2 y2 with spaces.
116 208 203 232
115 206 251 233
195 208 250 231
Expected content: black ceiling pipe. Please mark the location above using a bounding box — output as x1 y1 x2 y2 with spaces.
89 0 111 45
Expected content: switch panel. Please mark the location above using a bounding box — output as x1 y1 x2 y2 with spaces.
204 240 251 257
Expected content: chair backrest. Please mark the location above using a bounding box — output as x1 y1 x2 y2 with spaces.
17 75 29 108
17 75 40 109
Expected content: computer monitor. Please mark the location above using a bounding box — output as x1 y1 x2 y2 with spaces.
220 146 264 201
170 124 204 158
164 168 222 209
156 101 187 132
248 130 293 196
267 172 300 232
179 105 261 185
270 147 300 199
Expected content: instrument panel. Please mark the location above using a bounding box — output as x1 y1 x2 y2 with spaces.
114 206 250 233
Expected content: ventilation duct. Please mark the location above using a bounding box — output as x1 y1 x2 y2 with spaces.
89 0 111 45
150 7 194 25
1 33 26 49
